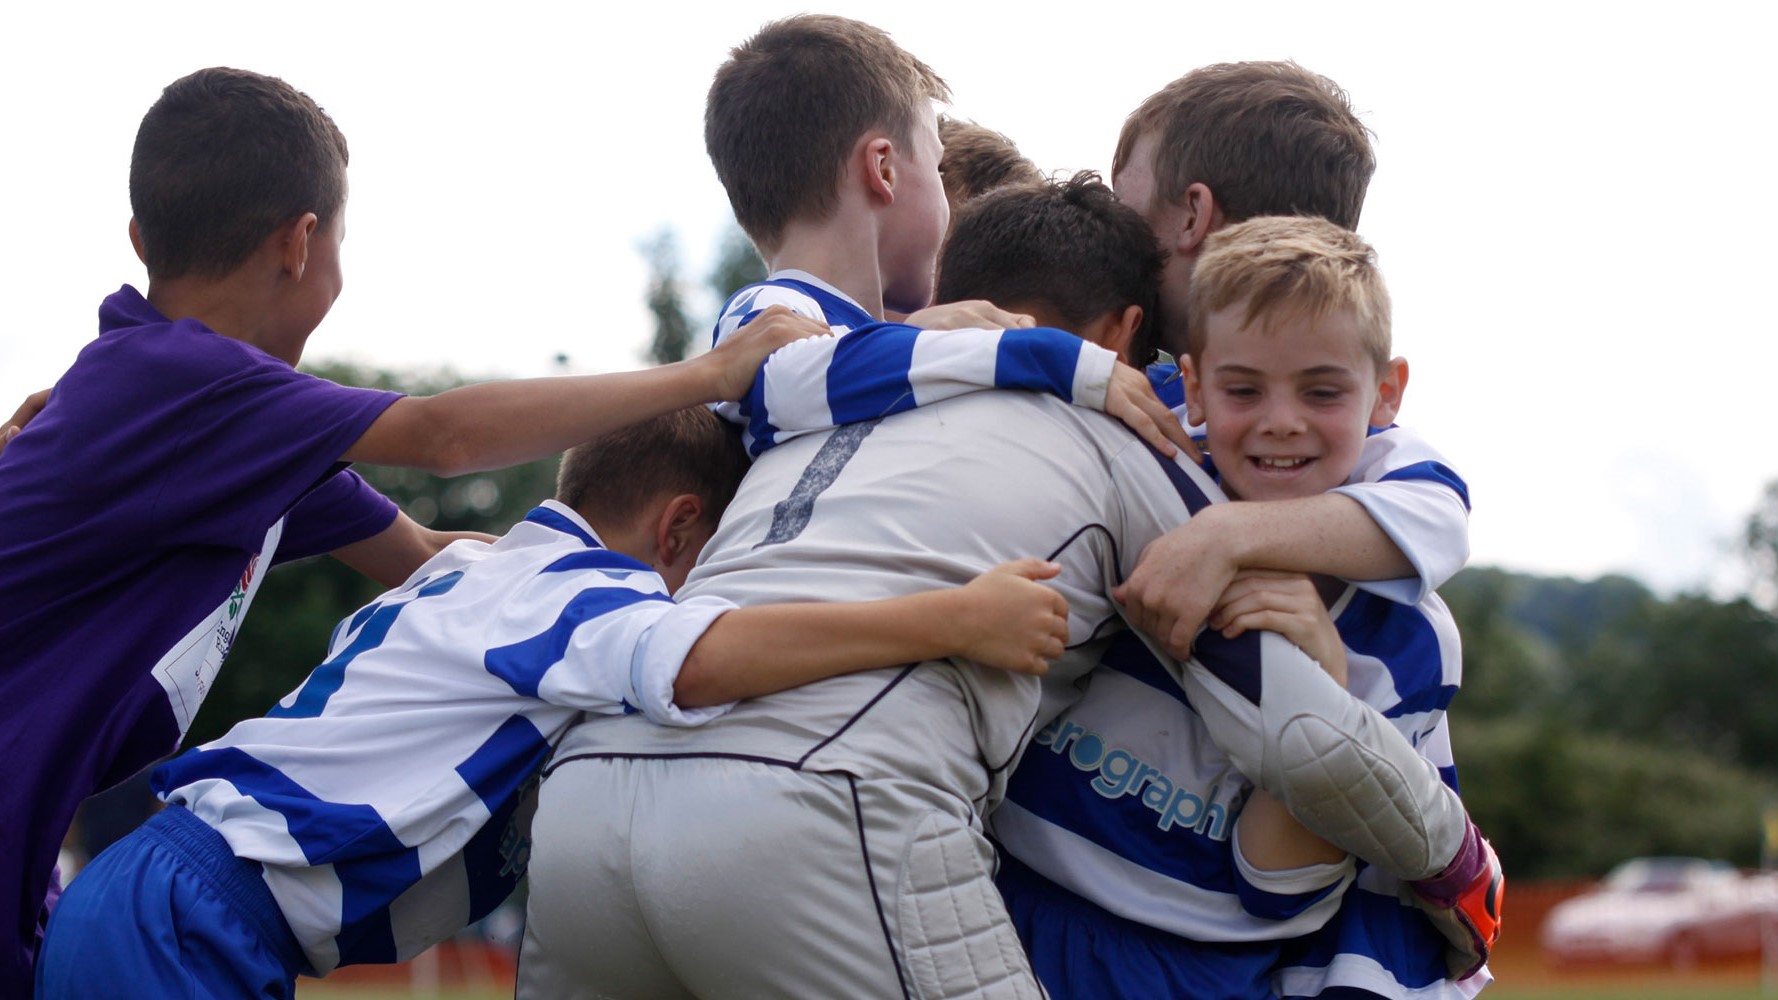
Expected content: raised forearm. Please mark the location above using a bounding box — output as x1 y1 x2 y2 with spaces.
350 360 726 476
673 590 967 707
331 513 490 587
1212 494 1412 582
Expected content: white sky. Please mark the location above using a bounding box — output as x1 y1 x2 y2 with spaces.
3 1 1774 596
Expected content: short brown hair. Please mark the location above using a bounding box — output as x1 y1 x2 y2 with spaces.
556 407 750 530
1113 62 1374 230
706 15 949 251
130 67 349 280
1184 216 1391 370
937 172 1166 365
937 116 1043 213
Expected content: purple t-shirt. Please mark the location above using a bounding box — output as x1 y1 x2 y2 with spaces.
0 285 402 988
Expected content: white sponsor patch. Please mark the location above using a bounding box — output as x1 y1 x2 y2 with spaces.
152 518 284 735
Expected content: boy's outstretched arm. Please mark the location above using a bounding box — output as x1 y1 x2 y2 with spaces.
899 298 1035 331
673 558 1070 707
330 511 492 588
344 306 826 477
741 320 1194 459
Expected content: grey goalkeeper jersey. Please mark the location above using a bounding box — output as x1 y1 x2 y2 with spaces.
550 392 1222 813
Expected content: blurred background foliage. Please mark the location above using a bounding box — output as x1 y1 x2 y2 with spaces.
1445 567 1778 878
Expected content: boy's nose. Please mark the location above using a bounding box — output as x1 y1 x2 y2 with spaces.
1256 400 1307 436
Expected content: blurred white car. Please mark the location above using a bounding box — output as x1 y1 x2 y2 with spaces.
1542 857 1778 967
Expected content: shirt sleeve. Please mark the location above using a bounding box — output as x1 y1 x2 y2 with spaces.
739 321 1118 457
709 283 835 430
155 340 403 553
1339 581 1464 795
519 586 740 727
1330 424 1472 603
1230 825 1355 928
711 282 835 348
273 469 401 564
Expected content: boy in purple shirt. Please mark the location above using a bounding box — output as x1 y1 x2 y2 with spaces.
0 66 815 994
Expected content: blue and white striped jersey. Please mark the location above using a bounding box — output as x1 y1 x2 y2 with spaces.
992 369 1482 998
152 503 736 975
990 558 1464 930
714 271 1118 455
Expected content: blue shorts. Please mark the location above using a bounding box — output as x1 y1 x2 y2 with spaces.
1274 884 1455 1000
996 851 1285 1000
36 806 305 1000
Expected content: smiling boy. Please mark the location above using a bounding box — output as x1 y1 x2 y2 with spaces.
1183 218 1405 504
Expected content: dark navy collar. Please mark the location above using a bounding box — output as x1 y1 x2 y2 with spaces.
524 504 601 548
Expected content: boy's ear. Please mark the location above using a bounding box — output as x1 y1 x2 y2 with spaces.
1180 355 1206 427
861 134 897 206
1369 357 1409 427
128 219 148 266
654 493 707 569
1176 183 1225 256
1085 305 1145 363
279 212 321 281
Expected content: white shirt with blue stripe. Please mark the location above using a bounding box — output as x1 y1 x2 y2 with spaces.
995 365 1480 998
714 271 1119 455
152 502 736 975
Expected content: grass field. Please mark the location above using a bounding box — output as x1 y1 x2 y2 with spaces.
1493 982 1770 989
295 975 1778 989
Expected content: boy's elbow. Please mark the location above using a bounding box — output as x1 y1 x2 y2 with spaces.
421 439 479 478
400 398 479 477
671 660 716 708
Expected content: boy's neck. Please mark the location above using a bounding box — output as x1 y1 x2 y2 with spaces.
767 208 888 321
145 273 305 366
578 510 652 567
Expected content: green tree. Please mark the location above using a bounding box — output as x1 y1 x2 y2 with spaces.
638 220 762 365
1577 594 1778 774
1746 479 1778 610
642 228 694 366
1441 568 1565 721
1454 718 1776 878
708 223 766 303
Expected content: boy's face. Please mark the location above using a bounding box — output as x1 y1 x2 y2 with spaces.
879 112 950 316
1185 303 1402 502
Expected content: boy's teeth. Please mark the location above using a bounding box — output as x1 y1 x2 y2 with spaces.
1257 457 1307 469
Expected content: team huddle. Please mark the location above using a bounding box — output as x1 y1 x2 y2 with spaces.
0 13 1504 1000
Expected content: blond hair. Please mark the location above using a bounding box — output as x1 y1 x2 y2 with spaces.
1184 216 1391 369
